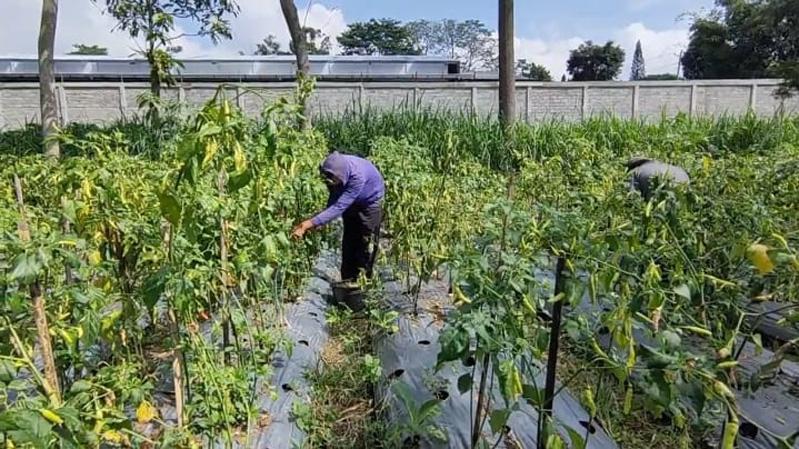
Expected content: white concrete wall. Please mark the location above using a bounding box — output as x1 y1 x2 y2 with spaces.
1 79 797 129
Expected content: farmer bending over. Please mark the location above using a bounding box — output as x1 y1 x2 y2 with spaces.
292 151 385 282
626 157 689 199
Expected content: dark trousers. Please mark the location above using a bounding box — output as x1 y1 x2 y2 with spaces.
341 202 382 282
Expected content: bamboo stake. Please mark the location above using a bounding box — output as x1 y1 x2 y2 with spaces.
13 174 61 405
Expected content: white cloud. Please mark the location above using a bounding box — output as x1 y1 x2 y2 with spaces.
211 0 348 56
516 36 585 80
0 0 347 57
0 0 135 56
516 22 688 80
614 22 688 77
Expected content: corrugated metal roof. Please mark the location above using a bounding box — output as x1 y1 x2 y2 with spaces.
0 56 461 80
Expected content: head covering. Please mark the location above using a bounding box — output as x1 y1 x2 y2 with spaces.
626 156 652 171
320 151 350 184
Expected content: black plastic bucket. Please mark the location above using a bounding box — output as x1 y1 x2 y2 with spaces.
332 281 365 312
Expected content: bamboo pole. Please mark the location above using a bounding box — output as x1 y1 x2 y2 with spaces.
13 174 61 404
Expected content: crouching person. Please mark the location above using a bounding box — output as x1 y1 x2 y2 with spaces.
626 157 690 199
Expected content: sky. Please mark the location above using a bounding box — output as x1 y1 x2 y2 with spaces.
0 0 715 79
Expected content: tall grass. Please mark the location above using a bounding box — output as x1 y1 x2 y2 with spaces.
315 107 799 170
0 115 183 159
4 104 797 166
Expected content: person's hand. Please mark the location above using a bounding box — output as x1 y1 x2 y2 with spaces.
292 220 313 240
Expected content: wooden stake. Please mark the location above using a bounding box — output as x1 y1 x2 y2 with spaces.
498 0 516 124
13 174 61 405
61 196 73 285
168 308 185 428
540 256 567 449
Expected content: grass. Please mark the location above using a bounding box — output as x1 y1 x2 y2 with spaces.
316 107 799 170
299 306 389 449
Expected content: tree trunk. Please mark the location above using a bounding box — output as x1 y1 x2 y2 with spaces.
279 0 311 127
38 0 60 159
280 0 309 75
498 0 516 125
14 175 61 405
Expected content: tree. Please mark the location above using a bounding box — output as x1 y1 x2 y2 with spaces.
567 40 625 81
680 18 737 79
34 0 63 404
337 19 419 56
406 19 497 72
279 0 311 128
254 35 289 55
96 0 240 101
561 74 567 82
630 40 645 80
280 0 309 77
516 59 552 81
68 44 108 55
289 27 331 55
681 0 798 94
405 20 437 55
446 20 497 72
254 29 329 56
39 0 60 159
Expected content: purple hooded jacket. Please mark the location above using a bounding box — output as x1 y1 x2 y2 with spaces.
310 152 385 227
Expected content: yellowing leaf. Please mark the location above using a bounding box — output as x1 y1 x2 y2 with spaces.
102 430 126 444
747 243 775 274
136 400 157 424
88 250 102 266
81 178 93 200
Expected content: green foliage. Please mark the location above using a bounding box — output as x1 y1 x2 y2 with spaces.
254 28 331 56
630 40 646 81
681 0 799 94
338 18 420 56
0 85 330 447
324 108 798 446
67 44 108 56
567 40 626 81
406 19 497 71
517 59 553 81
95 0 239 107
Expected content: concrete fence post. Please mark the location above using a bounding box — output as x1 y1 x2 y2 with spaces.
689 84 698 118
358 83 364 109
57 84 69 125
178 86 186 103
749 83 757 111
632 84 640 119
581 85 589 120
526 86 532 123
0 86 4 129
118 84 127 120
413 87 420 109
470 86 477 113
235 85 243 109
